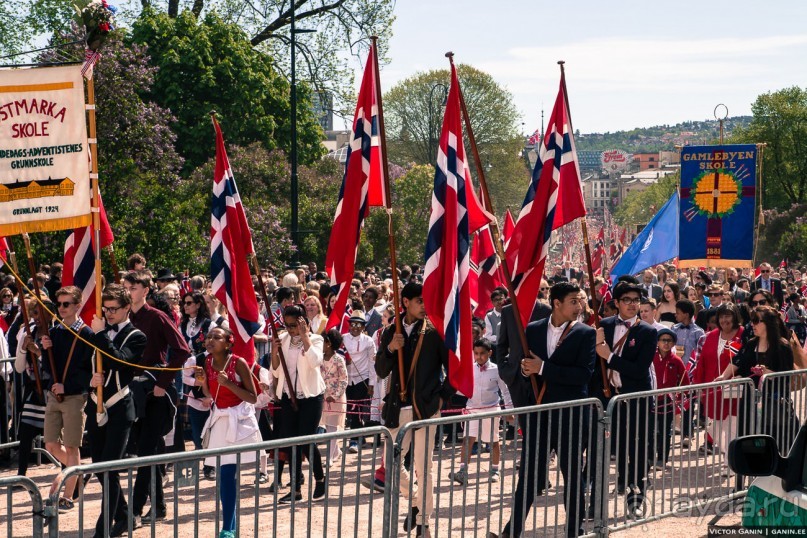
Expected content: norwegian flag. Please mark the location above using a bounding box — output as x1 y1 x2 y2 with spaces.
211 118 261 362
592 227 606 275
0 237 8 269
271 307 285 331
62 193 115 325
324 42 386 332
470 225 503 318
527 128 542 146
423 62 493 398
505 71 586 327
502 208 515 244
338 302 353 335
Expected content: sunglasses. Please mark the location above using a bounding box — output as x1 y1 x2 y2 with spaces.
749 300 767 306
184 301 196 306
760 270 770 273
57 301 76 308
285 323 299 328
751 318 762 325
540 287 549 291
659 338 674 343
1 294 11 298
708 292 722 297
102 305 122 314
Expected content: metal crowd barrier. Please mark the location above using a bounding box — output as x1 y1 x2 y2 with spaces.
602 378 756 534
388 399 605 538
0 474 46 538
0 357 16 451
47 425 394 538
757 369 807 456
18 371 807 537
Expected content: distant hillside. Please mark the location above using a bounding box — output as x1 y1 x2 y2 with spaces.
575 116 753 153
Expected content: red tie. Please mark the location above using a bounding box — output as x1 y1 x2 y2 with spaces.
623 320 632 329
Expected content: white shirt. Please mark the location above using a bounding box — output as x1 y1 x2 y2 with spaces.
610 316 638 357
466 360 513 410
342 332 376 385
484 309 502 343
546 320 570 358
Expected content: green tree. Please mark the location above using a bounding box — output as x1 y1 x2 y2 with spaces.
756 205 807 265
383 65 529 215
730 87 807 208
613 174 679 229
131 9 324 172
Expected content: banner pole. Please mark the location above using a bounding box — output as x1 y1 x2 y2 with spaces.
86 73 104 415
451 52 541 404
371 36 407 401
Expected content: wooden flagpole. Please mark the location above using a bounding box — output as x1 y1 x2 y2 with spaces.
250 255 298 411
22 233 61 402
371 36 407 401
86 72 105 415
450 52 541 404
8 250 43 399
558 60 610 398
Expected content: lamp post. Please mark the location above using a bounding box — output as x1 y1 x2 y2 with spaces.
427 82 448 164
289 6 315 269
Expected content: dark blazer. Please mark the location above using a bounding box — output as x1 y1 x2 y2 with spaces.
562 268 583 282
642 283 663 302
752 277 784 307
87 322 148 404
496 302 551 407
364 308 383 337
524 319 595 404
549 274 569 285
600 316 657 394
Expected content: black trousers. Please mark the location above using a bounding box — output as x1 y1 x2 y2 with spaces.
345 381 370 435
131 396 171 516
506 408 587 538
86 397 134 535
652 410 675 465
615 398 651 491
16 421 42 476
279 394 324 486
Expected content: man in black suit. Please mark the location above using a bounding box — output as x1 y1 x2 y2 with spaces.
361 286 383 335
595 282 657 507
561 260 582 283
640 270 663 301
496 296 551 409
752 263 784 307
493 282 595 538
85 284 148 537
549 265 569 285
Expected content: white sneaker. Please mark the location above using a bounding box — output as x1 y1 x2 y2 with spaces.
489 469 500 483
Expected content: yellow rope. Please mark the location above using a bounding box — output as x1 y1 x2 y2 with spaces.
6 260 191 372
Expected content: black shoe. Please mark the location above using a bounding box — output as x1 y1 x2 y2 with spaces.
142 507 167 522
203 466 216 480
416 524 431 538
278 490 303 504
312 481 326 501
267 481 285 493
109 518 129 537
402 506 420 532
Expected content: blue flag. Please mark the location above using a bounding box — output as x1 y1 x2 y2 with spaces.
610 192 679 282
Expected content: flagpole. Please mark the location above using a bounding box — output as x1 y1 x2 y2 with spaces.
22 233 62 402
87 73 104 415
250 255 298 411
558 60 611 398
451 52 541 404
8 250 43 399
371 36 407 401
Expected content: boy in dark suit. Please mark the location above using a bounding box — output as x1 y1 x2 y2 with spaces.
595 281 657 509
494 282 595 538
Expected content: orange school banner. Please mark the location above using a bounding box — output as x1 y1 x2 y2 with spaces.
0 65 91 235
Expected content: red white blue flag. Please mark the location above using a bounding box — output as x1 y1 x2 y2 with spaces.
325 42 386 331
211 118 260 361
505 72 586 327
470 225 503 318
423 63 493 398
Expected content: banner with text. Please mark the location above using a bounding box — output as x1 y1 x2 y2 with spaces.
0 66 91 235
678 144 757 268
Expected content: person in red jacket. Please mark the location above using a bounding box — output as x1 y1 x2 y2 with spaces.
652 328 690 468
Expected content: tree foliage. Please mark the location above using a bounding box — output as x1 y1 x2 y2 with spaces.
131 9 324 172
756 205 807 265
613 174 679 229
730 86 807 209
383 65 529 217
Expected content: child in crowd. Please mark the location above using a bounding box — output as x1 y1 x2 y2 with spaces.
449 339 513 485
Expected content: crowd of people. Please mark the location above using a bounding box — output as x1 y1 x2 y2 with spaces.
1 253 807 538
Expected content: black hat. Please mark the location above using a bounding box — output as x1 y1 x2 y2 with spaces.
698 271 712 286
155 268 178 282
657 328 677 344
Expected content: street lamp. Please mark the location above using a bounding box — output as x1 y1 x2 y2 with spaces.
427 82 448 164
289 6 315 269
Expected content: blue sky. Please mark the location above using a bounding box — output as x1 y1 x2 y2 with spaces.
358 0 807 134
